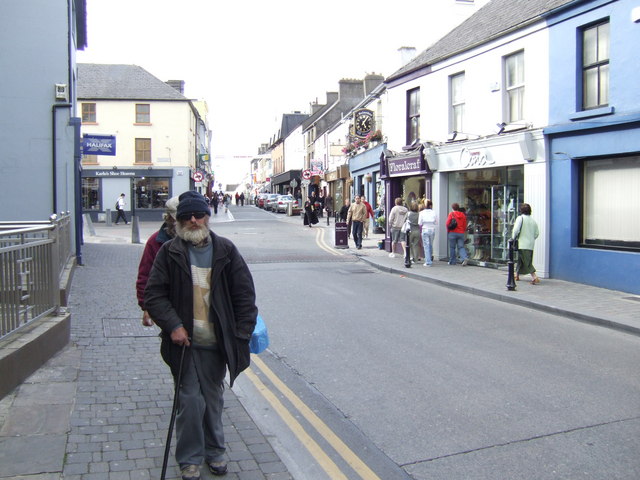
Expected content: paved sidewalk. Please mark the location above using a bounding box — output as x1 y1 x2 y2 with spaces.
0 210 292 479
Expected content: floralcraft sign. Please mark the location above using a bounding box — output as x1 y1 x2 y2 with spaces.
387 156 422 176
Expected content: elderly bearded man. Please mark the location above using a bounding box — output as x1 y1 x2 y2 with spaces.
145 191 258 479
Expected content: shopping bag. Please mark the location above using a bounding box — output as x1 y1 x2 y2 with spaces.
250 315 269 354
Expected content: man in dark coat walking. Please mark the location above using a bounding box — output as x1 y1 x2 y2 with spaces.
145 191 257 479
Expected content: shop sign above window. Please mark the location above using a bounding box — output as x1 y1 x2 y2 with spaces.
387 156 422 176
459 147 494 169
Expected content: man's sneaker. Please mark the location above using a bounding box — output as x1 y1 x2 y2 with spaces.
389 252 395 258
181 465 200 480
208 460 228 476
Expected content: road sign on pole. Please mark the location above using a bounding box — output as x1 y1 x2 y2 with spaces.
302 170 311 180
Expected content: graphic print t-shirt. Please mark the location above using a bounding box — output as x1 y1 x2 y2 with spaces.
188 242 216 348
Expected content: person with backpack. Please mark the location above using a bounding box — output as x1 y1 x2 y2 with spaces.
114 193 128 225
446 202 468 265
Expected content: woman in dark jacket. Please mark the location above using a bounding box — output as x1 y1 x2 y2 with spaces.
303 197 318 227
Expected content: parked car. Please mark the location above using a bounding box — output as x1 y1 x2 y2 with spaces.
275 195 300 213
264 194 280 211
256 193 269 208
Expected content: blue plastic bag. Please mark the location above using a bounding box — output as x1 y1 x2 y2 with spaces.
249 315 269 354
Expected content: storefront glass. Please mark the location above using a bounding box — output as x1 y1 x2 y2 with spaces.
82 177 100 210
401 176 427 209
448 166 524 264
134 177 170 209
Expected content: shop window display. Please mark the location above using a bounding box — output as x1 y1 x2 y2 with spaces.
448 167 523 264
134 177 169 209
82 177 100 210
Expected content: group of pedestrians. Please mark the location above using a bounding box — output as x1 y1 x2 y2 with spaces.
386 197 540 282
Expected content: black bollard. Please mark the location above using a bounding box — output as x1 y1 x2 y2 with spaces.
404 226 412 268
506 238 517 291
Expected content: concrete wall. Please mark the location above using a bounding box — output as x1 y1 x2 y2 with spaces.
0 0 78 222
385 23 551 150
78 100 194 167
546 0 640 294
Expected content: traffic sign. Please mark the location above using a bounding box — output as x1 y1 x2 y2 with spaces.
193 171 204 182
302 169 311 180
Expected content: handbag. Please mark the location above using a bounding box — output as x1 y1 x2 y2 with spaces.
447 216 458 231
401 217 411 233
249 315 269 354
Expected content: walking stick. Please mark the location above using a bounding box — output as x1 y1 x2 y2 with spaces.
161 343 187 480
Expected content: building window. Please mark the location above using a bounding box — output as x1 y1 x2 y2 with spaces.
134 177 169 209
582 156 639 251
81 177 100 210
135 103 150 123
82 154 98 164
582 21 609 110
82 103 96 123
135 138 152 163
407 88 420 145
504 51 524 123
450 73 465 134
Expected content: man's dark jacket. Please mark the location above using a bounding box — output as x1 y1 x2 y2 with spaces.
144 231 257 387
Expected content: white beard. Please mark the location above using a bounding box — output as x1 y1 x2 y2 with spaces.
176 218 210 245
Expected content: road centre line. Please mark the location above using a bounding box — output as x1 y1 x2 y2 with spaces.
243 367 348 480
250 356 382 480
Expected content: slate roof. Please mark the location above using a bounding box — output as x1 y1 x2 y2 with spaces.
77 63 188 101
281 113 309 139
387 0 577 82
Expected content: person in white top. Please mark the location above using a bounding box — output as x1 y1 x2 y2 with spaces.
115 193 128 225
418 199 438 266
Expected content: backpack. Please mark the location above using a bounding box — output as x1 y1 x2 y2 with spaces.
447 215 458 231
115 200 120 210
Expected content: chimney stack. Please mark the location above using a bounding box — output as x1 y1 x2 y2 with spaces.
397 47 417 67
166 80 185 94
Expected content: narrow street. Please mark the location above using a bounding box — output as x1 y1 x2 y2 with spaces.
226 206 640 480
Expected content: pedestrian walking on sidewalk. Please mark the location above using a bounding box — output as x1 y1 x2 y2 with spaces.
338 199 351 238
347 195 368 249
303 197 319 227
114 193 129 225
211 193 219 215
418 199 437 266
136 196 179 326
388 197 408 258
361 196 374 238
144 191 258 479
407 203 421 262
446 203 468 265
512 203 540 285
324 193 333 219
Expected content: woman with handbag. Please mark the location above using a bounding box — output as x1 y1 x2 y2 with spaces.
512 203 540 284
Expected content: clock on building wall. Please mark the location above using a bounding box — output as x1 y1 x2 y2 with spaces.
354 109 374 138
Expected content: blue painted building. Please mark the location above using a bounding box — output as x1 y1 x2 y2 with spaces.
545 0 640 294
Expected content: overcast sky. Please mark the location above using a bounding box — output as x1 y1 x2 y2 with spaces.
78 0 488 168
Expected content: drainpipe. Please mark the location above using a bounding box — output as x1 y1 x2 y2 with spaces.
52 103 72 214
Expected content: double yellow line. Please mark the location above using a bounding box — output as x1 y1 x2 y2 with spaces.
245 356 381 480
314 226 345 257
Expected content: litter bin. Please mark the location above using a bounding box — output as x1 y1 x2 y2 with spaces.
334 222 348 249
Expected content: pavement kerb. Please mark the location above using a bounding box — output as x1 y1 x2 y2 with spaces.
358 256 640 338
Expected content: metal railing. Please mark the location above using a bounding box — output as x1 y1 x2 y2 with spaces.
0 213 73 339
